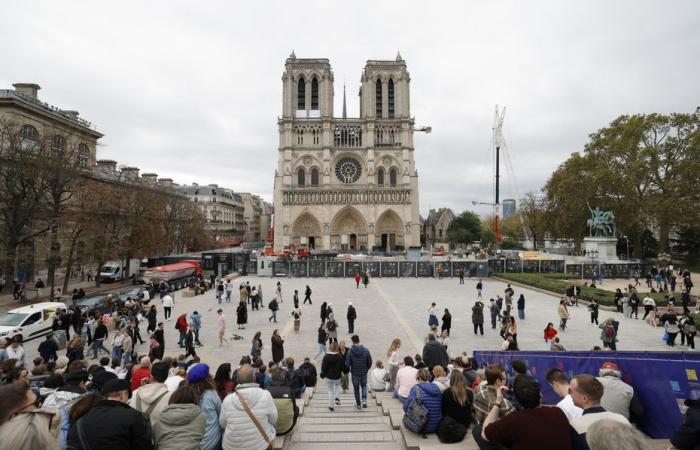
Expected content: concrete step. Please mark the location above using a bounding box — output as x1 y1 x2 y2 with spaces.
300 416 388 425
304 405 382 414
297 422 392 433
292 430 402 444
288 443 402 450
401 422 478 450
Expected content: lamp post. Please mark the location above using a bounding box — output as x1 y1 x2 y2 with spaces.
622 235 630 260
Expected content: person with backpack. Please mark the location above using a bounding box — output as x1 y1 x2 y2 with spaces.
283 357 306 398
291 306 302 333
175 313 188 347
320 341 345 411
303 285 312 304
599 319 616 350
403 368 443 435
129 361 172 428
298 357 317 388
268 298 279 323
589 300 600 325
345 334 372 410
314 323 328 360
346 302 357 334
325 311 338 343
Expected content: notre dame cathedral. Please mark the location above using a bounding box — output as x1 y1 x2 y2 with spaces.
273 52 421 253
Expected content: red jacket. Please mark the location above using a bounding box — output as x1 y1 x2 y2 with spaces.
544 328 558 342
176 314 188 332
131 366 151 391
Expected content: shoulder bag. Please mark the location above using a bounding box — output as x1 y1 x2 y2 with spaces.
236 390 273 450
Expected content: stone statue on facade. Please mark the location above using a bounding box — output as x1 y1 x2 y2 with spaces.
587 202 616 237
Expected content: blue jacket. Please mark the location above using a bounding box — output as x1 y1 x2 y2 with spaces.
200 389 222 450
403 382 443 433
345 344 372 377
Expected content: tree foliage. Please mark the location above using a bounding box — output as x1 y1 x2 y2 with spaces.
446 211 481 245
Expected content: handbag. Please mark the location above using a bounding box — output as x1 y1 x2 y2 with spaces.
402 385 429 435
236 391 273 450
437 415 467 443
662 331 669 343
382 372 391 383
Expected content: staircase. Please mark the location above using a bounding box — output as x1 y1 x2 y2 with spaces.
287 388 402 449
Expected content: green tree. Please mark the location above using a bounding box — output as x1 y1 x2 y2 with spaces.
446 211 481 245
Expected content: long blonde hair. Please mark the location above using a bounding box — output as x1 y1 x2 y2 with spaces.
448 370 470 407
386 338 401 357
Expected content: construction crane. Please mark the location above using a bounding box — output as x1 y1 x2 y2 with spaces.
491 106 506 242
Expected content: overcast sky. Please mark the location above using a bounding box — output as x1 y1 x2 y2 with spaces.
3 1 699 217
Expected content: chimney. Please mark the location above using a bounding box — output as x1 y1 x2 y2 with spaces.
96 159 117 173
121 166 139 179
157 178 173 188
141 173 158 184
13 83 41 99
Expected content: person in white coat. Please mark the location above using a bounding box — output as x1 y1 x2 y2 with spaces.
220 364 277 450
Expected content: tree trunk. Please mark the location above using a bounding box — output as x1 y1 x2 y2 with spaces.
95 259 103 287
62 234 78 294
658 218 670 254
47 226 59 300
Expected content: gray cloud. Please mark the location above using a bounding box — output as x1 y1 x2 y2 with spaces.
2 0 698 215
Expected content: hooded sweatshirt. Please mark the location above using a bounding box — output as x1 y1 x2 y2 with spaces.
128 382 172 427
153 403 207 450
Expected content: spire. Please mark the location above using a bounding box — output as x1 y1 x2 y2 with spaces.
396 51 403 62
289 50 296 60
342 82 347 118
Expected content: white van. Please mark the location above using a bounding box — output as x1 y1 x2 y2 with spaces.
100 261 122 282
0 302 67 342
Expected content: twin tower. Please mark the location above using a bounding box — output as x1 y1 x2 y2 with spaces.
273 53 421 253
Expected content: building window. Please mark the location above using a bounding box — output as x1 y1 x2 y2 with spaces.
19 125 39 151
310 168 319 186
375 79 382 117
388 79 395 118
77 143 89 167
311 77 319 110
296 129 304 145
389 167 397 187
297 168 305 186
333 125 362 147
297 78 305 110
312 129 320 145
439 229 443 238
51 135 66 158
377 168 384 186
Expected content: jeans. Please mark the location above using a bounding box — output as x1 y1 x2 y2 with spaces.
111 346 123 363
560 318 568 330
194 328 201 345
178 330 186 347
314 343 326 360
121 351 132 368
490 314 497 329
591 314 599 325
164 307 172 320
91 338 109 359
388 365 399 391
352 374 368 405
326 378 341 408
226 291 232 303
517 309 525 320
348 319 355 334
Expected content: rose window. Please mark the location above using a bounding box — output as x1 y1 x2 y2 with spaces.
335 158 362 184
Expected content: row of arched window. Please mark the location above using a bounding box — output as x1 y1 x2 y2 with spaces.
296 166 398 187
297 77 319 111
376 79 396 118
19 124 90 167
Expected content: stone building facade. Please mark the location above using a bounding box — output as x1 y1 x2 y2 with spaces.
273 53 421 252
423 208 455 250
177 183 246 243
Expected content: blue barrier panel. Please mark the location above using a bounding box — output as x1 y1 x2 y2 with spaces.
473 351 700 438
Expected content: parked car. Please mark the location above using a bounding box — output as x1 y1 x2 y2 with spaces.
119 286 151 304
72 293 122 315
0 302 67 342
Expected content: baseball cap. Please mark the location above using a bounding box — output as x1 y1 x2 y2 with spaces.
600 361 619 370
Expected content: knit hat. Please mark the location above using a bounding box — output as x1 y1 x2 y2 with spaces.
102 378 130 395
187 363 210 383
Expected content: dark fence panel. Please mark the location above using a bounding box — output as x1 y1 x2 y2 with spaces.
345 262 363 278
583 264 598 279
326 262 344 277
417 261 434 277
488 259 505 274
505 259 522 273
541 260 564 272
523 260 539 273
290 261 308 277
363 261 380 277
381 261 398 277
400 261 416 277
435 261 451 278
272 262 289 277
308 260 326 277
246 261 257 274
565 264 582 276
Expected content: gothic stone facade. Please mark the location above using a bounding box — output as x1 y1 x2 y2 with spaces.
273 54 420 252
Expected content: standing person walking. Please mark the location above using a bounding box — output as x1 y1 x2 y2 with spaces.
427 303 439 329
268 298 279 323
345 334 372 410
303 285 312 305
292 306 302 333
472 300 485 336
476 279 483 299
346 302 357 334
354 272 361 289
293 290 299 308
544 322 558 350
251 331 263 360
271 330 285 365
190 310 202 346
276 281 283 303
225 279 233 303
321 341 345 411
441 308 452 336
325 312 338 343
258 284 264 307
589 300 600 325
216 309 228 346
642 295 656 320
516 294 525 320
146 305 157 334
176 313 188 347
320 301 328 323
236 300 247 330
153 322 165 359
489 299 499 329
185 324 197 358
458 266 465 284
558 299 570 331
91 319 110 360
362 271 370 288
314 324 328 360
162 293 174 321
386 339 401 392
216 280 224 304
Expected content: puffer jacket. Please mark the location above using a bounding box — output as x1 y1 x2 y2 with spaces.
153 403 207 450
321 352 344 380
220 383 277 450
128 382 172 427
345 344 372 377
403 382 443 434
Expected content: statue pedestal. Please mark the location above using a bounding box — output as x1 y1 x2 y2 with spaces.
583 237 619 261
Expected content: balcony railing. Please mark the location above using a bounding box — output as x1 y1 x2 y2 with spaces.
282 186 412 205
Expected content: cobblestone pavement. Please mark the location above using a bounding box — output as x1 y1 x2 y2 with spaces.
17 276 683 368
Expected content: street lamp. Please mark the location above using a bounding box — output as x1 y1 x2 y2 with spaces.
622 235 630 260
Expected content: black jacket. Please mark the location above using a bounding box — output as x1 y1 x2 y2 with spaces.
422 339 449 371
441 313 451 330
347 306 357 321
272 337 285 363
93 323 108 340
321 352 345 380
38 339 58 362
66 399 153 450
671 399 700 450
298 361 317 387
317 328 327 345
284 367 305 398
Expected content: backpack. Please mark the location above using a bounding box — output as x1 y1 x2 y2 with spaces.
402 385 429 435
293 311 301 320
299 363 317 387
605 326 614 338
327 320 337 332
437 415 467 443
